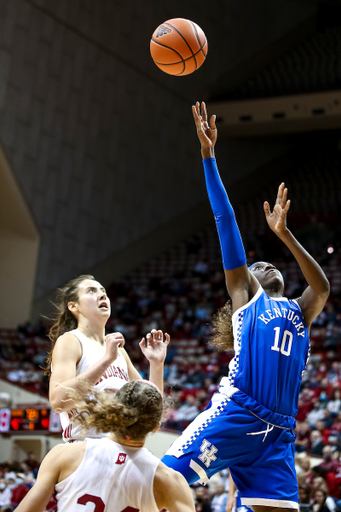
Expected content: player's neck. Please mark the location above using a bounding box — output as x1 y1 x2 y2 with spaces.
109 433 146 448
265 290 284 298
77 320 106 344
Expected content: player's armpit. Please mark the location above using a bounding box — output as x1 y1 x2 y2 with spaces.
153 462 195 512
15 445 64 512
224 266 260 313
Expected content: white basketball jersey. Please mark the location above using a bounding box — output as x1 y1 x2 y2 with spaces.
57 329 130 442
55 438 160 512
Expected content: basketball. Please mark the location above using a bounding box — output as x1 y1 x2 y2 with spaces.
150 18 208 76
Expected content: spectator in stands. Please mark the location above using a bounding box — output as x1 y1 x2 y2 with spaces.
210 483 228 512
323 409 335 430
307 399 326 428
299 483 312 512
318 446 340 473
316 420 331 445
331 412 341 433
327 390 341 417
297 457 312 483
311 430 325 456
183 363 206 389
23 453 40 473
11 475 29 508
194 486 212 512
295 422 310 453
172 395 199 428
312 490 333 512
0 478 11 511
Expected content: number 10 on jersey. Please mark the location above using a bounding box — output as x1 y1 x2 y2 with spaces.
271 327 293 356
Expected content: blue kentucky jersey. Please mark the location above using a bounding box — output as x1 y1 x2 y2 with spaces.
220 286 310 417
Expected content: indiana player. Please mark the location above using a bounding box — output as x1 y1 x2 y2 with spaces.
16 380 195 512
162 102 330 511
46 275 169 442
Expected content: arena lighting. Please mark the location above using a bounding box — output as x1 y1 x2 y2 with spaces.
327 247 334 254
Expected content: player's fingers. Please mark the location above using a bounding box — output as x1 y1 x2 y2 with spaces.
201 101 207 122
139 338 145 348
275 182 284 205
283 199 291 214
209 114 217 130
263 201 271 217
165 333 170 344
281 187 288 208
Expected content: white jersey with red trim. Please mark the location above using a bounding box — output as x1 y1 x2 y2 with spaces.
55 438 160 512
57 329 130 442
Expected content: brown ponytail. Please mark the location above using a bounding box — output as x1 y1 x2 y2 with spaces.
70 380 165 441
45 274 96 375
209 300 234 352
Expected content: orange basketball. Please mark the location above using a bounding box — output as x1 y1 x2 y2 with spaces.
150 18 208 76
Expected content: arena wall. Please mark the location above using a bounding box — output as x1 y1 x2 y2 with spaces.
0 0 315 320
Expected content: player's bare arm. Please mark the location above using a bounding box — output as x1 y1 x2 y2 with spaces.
15 445 63 512
264 183 330 326
16 442 86 512
153 462 196 512
139 329 170 391
50 332 124 411
193 101 259 311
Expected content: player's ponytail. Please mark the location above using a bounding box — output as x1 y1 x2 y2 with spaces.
70 380 165 441
209 300 234 352
45 274 96 375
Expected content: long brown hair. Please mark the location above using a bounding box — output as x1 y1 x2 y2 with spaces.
209 300 234 352
45 274 96 375
71 381 164 441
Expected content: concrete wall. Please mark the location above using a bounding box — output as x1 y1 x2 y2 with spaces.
0 0 315 317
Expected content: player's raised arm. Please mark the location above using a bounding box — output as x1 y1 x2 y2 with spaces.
263 183 330 326
153 462 196 512
192 102 259 310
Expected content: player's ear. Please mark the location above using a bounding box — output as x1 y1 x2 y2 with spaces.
68 301 78 314
151 422 161 434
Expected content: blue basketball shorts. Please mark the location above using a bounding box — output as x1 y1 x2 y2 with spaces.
162 391 299 509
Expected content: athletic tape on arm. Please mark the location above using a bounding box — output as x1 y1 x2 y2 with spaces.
203 158 246 270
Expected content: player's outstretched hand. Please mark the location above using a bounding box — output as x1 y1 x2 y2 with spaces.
192 101 217 158
105 332 125 363
263 182 291 237
139 330 170 364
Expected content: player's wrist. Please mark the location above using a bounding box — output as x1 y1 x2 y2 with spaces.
201 147 215 159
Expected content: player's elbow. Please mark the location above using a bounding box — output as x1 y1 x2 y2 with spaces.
318 277 330 299
49 391 69 413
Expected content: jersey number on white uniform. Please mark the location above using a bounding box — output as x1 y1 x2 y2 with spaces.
270 327 293 356
77 494 139 512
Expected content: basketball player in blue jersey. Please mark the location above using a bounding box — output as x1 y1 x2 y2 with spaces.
162 102 330 512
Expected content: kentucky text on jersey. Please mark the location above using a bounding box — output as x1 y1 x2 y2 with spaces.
258 306 306 337
96 363 129 385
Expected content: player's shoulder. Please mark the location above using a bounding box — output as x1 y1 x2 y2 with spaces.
54 331 82 356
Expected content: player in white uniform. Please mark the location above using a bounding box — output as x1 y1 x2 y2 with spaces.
16 380 195 512
46 275 169 441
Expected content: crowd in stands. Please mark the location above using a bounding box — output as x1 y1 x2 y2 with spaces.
0 149 341 510
0 452 56 511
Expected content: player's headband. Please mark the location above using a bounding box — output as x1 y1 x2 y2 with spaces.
248 262 259 271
